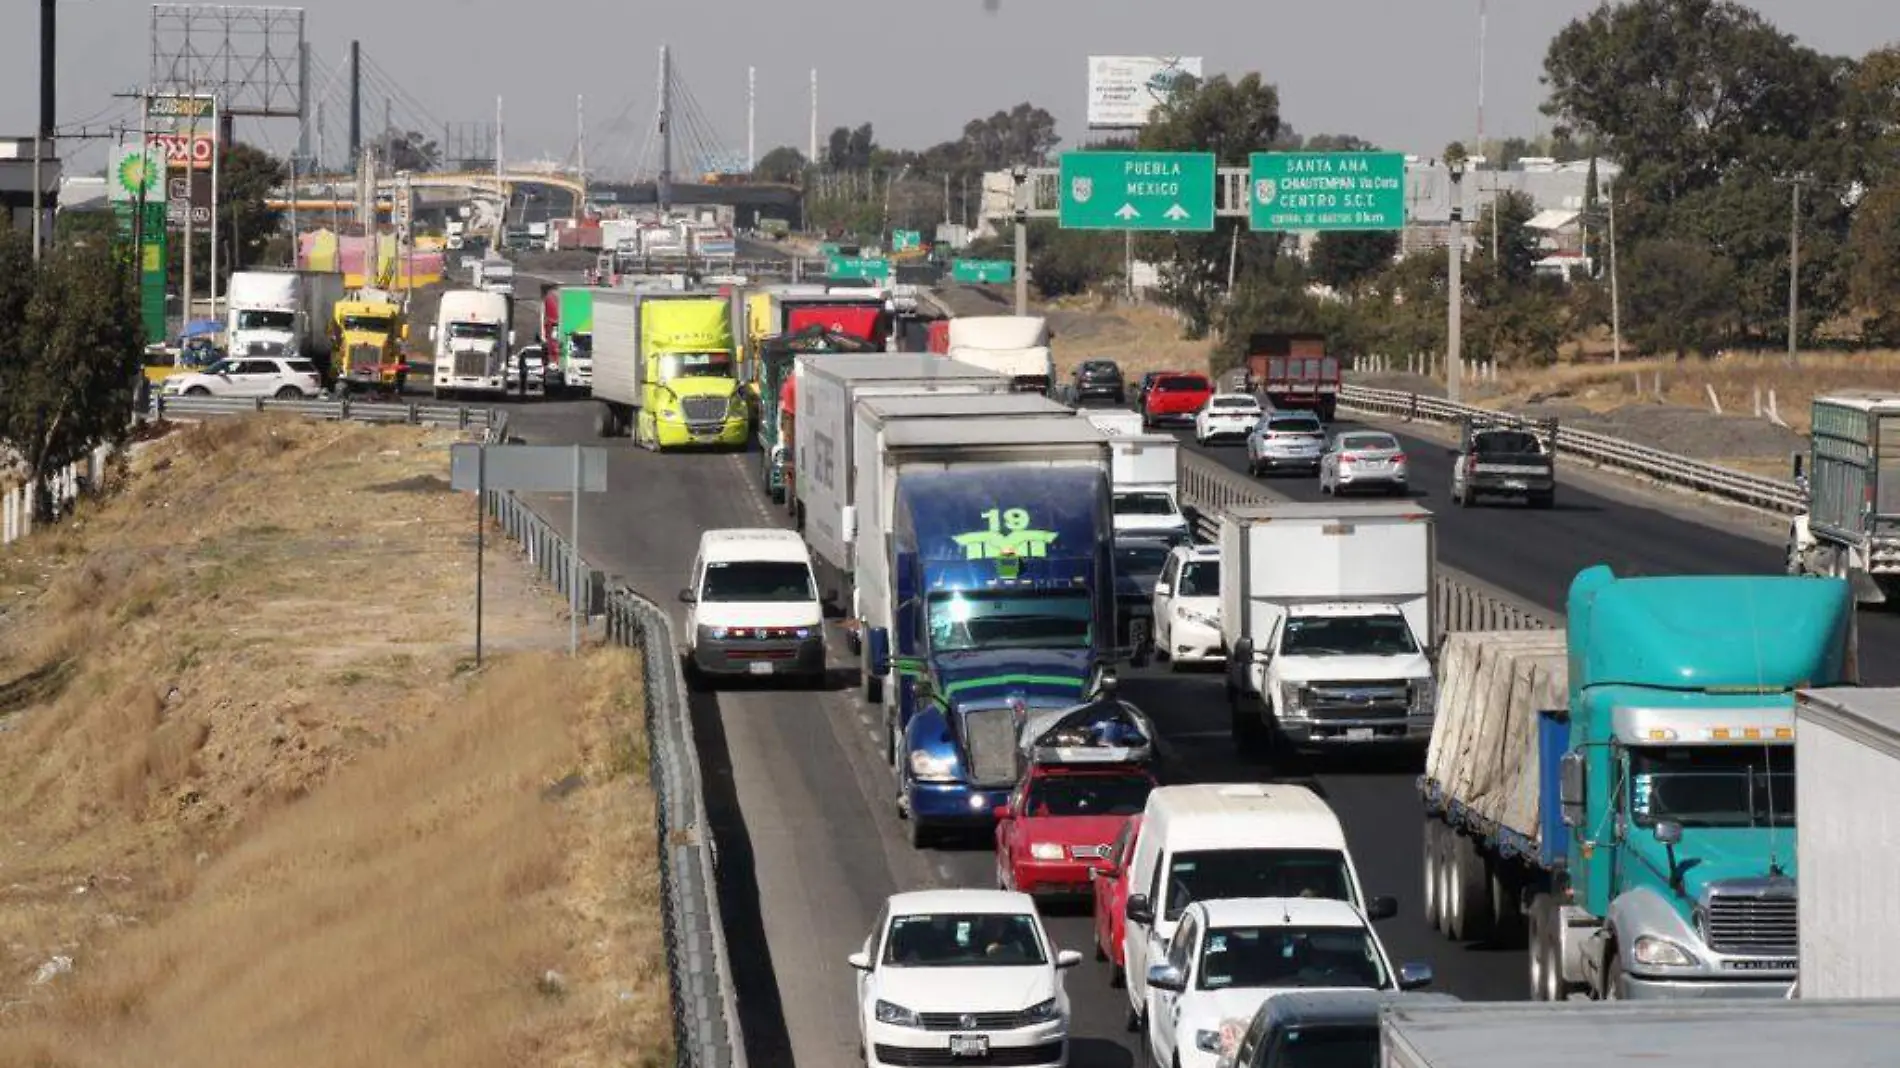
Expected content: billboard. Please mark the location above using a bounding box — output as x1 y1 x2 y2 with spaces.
1086 56 1204 128
144 93 218 171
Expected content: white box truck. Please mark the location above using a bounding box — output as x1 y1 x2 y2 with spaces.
1220 501 1436 753
793 354 1010 600
430 289 514 398
226 269 342 366
1105 432 1188 542
1796 687 1900 999
944 316 1055 394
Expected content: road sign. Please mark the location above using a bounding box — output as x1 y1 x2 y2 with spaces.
952 260 1014 284
1249 151 1407 232
828 256 891 281
891 230 921 252
1058 151 1216 232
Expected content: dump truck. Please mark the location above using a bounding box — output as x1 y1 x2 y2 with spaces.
591 289 748 450
1787 390 1900 604
1244 332 1340 422
1420 566 1856 1001
329 289 407 392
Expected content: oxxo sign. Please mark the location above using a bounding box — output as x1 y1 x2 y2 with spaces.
149 133 216 169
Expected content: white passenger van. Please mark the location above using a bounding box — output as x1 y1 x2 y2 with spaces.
1120 783 1395 1032
680 528 826 687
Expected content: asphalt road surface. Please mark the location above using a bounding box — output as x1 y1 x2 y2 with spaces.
499 400 1525 1068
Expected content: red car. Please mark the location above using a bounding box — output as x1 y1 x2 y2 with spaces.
1091 814 1144 983
994 764 1155 898
1142 373 1214 429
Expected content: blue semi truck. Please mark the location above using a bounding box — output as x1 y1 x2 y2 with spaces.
1421 565 1856 1001
850 416 1121 847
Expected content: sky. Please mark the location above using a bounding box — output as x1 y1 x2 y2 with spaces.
7 0 1899 176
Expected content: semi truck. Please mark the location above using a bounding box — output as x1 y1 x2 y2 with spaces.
1244 332 1340 422
329 289 407 392
1221 502 1436 754
1786 390 1900 604
848 416 1118 847
928 316 1055 394
791 353 1009 584
472 256 515 296
227 269 343 364
742 286 893 399
1794 687 1900 999
429 289 514 399
591 289 749 450
1420 565 1856 1002
548 286 596 396
753 327 886 503
1377 999 1900 1068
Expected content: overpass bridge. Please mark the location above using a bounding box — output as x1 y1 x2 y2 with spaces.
269 173 802 225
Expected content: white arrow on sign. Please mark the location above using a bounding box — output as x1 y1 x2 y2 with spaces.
1115 204 1140 220
1163 204 1190 221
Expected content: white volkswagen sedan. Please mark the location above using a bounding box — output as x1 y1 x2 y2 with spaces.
1194 393 1263 445
851 889 1083 1068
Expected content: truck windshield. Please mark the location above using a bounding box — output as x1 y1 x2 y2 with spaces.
699 561 815 603
1023 773 1152 817
235 310 294 331
1280 615 1419 657
1473 431 1543 455
1162 848 1355 922
1270 1025 1380 1067
1628 745 1795 829
1197 926 1389 992
659 353 734 379
449 322 501 341
927 590 1091 651
1115 492 1178 516
569 333 593 354
342 315 392 333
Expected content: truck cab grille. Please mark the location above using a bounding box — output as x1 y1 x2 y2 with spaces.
681 395 729 424
1703 882 1797 955
348 343 381 372
959 706 1020 787
1301 680 1413 720
453 351 492 377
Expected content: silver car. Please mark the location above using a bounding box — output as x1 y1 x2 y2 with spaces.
1244 411 1327 476
1319 431 1409 496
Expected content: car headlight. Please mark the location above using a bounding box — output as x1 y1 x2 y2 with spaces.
1023 998 1060 1024
728 394 747 416
1196 1029 1224 1053
1633 935 1697 968
1278 681 1304 715
908 750 958 782
875 999 920 1027
1030 842 1066 862
1411 677 1435 714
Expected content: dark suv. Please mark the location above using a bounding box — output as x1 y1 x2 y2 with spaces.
1072 359 1126 403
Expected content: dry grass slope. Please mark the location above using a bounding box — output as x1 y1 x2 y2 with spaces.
0 417 669 1067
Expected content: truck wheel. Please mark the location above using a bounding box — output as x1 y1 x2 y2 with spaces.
593 403 614 438
1603 949 1630 1001
1528 894 1575 1001
1422 821 1443 933
1448 833 1496 942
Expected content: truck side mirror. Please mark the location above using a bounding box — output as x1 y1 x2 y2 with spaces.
1125 894 1155 926
1558 751 1586 828
1653 820 1683 847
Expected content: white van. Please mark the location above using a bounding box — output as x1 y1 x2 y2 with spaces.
1120 783 1395 1032
680 528 826 687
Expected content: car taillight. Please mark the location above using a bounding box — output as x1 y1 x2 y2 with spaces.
1342 453 1361 462
1392 453 1407 463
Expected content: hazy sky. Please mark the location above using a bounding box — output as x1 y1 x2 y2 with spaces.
7 0 1898 175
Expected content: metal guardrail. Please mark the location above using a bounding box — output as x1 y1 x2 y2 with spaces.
484 490 745 1068
1336 383 1807 515
1176 450 1561 634
150 392 508 435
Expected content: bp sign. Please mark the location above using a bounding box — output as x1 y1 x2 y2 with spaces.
109 143 165 202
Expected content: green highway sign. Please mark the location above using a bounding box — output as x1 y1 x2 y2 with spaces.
1249 151 1407 232
952 260 1014 284
891 230 922 251
828 256 891 281
1058 151 1216 232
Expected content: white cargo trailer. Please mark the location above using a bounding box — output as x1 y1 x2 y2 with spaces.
1104 433 1186 541
1796 687 1900 999
944 316 1054 393
794 354 1010 598
1220 502 1436 752
1379 998 1900 1068
1079 408 1144 437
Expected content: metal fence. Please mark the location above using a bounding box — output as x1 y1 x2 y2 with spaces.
151 392 508 433
1176 450 1561 634
484 489 745 1068
1336 383 1807 515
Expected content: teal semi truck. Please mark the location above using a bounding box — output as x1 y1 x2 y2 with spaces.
1420 565 1856 1001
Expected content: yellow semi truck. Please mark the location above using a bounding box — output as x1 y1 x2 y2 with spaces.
329 290 408 392
591 289 748 450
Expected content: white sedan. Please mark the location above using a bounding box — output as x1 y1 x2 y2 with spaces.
1145 897 1433 1068
1194 393 1264 445
850 889 1082 1068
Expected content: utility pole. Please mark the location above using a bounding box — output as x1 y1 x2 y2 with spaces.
809 68 819 165
1608 178 1622 364
1788 179 1801 366
32 0 54 261
1475 0 1488 158
746 66 756 173
494 95 505 244
576 94 588 216
1446 155 1467 404
384 99 393 168
348 40 362 168
1011 166 1029 316
658 45 674 212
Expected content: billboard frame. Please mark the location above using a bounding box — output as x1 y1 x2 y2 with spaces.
1086 56 1205 129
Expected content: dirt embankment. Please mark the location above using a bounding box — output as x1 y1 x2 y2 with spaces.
0 417 669 1066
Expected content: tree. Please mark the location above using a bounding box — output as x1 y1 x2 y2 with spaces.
1020 223 1121 299
0 240 143 517
219 143 287 277
1308 231 1399 295
825 123 877 170
753 145 807 184
958 104 1061 169
1624 239 1736 358
1472 190 1540 285
1138 72 1287 334
379 128 441 172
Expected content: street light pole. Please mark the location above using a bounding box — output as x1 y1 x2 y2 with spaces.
1787 179 1801 366
1446 150 1468 404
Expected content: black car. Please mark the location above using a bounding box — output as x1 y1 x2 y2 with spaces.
1113 535 1175 666
1073 359 1126 403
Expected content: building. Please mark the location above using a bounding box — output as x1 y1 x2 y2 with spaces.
0 137 60 234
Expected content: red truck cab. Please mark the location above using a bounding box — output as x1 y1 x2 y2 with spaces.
994 763 1154 898
785 302 891 348
1246 332 1340 422
1141 372 1214 428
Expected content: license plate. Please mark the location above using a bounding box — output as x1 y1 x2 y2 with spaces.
949 1035 989 1058
747 661 774 675
1345 728 1375 741
1503 479 1527 490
